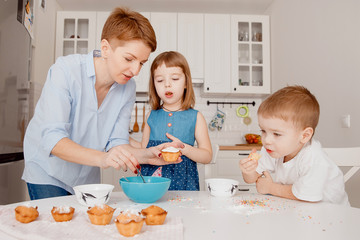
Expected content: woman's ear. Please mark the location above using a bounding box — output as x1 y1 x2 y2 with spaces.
300 127 314 143
100 39 110 59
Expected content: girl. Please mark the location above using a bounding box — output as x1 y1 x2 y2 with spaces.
136 51 212 190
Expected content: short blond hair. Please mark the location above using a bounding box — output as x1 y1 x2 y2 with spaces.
258 85 320 131
149 51 195 110
101 7 156 52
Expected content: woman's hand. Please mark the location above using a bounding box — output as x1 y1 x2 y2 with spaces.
100 145 139 174
146 141 184 165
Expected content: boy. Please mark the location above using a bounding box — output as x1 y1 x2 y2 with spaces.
239 85 349 205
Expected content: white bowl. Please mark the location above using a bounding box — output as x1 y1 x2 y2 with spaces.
73 184 114 207
205 178 239 197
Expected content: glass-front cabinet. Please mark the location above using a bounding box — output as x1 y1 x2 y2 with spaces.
230 15 270 94
55 12 96 59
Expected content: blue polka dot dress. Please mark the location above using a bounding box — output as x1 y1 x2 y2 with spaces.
140 108 199 191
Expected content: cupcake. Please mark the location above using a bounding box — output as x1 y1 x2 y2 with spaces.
87 204 115 225
249 152 261 162
15 205 39 223
51 206 75 222
161 147 180 162
141 205 167 225
115 210 145 237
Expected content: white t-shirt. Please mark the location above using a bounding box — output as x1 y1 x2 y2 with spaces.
256 139 349 205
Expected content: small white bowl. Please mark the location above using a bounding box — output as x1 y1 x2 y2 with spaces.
73 184 114 207
205 178 239 197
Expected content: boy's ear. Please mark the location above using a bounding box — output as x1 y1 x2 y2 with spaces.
300 127 314 143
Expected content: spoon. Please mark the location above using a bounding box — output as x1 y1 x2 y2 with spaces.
133 104 139 132
137 166 146 183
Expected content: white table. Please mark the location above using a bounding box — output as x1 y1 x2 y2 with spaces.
1 191 360 240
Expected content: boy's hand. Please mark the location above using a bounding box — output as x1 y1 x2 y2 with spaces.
256 171 273 194
238 149 259 175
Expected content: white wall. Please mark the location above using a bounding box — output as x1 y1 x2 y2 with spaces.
267 0 360 207
30 0 61 116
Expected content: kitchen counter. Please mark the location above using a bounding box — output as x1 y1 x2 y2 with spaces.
1 191 359 240
219 144 262 151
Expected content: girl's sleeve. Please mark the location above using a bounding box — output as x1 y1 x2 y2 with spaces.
38 58 73 157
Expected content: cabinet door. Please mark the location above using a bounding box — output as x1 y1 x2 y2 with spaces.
55 12 96 59
230 15 270 94
150 12 177 61
178 13 204 81
95 12 151 93
204 14 231 93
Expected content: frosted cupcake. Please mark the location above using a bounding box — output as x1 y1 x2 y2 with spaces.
87 204 115 225
141 205 167 225
51 206 75 222
115 210 145 237
161 147 180 162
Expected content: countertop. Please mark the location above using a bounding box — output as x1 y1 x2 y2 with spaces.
1 191 359 240
219 144 262 151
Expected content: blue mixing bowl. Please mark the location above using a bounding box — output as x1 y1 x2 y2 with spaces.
119 176 171 203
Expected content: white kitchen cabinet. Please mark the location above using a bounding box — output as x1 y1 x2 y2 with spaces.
177 13 204 82
203 14 231 93
55 12 96 59
150 12 177 61
207 150 256 192
230 15 270 94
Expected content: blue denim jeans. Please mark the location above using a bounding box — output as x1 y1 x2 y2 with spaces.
26 183 72 200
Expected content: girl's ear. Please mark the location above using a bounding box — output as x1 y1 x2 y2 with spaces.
300 127 314 144
100 39 110 59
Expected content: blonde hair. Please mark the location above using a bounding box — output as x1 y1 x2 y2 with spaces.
258 85 320 131
148 51 195 110
101 7 156 52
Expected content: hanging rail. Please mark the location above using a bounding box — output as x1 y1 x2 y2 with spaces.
135 100 149 104
206 100 255 107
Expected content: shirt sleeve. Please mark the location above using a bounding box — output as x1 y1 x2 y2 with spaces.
38 58 73 157
292 152 329 202
256 147 276 174
105 80 136 151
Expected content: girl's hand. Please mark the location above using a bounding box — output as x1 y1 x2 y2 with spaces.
147 141 184 165
100 145 139 174
238 149 258 175
256 171 273 194
166 132 187 155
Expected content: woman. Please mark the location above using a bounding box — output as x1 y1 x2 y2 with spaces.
22 7 182 200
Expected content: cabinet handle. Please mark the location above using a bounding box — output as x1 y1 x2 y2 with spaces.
207 87 209 91
238 153 248 156
234 88 236 91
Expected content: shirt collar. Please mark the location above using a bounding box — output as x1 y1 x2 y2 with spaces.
86 50 99 78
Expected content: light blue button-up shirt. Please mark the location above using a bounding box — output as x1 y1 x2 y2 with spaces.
22 50 136 193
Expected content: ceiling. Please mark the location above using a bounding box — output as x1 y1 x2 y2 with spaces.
56 0 274 14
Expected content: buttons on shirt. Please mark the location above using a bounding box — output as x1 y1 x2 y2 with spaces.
169 113 173 117
168 123 172 127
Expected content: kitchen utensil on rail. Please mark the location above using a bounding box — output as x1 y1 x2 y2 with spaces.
133 104 139 132
208 106 226 131
141 104 145 132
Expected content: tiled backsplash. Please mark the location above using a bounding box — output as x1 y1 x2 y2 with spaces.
130 86 263 146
